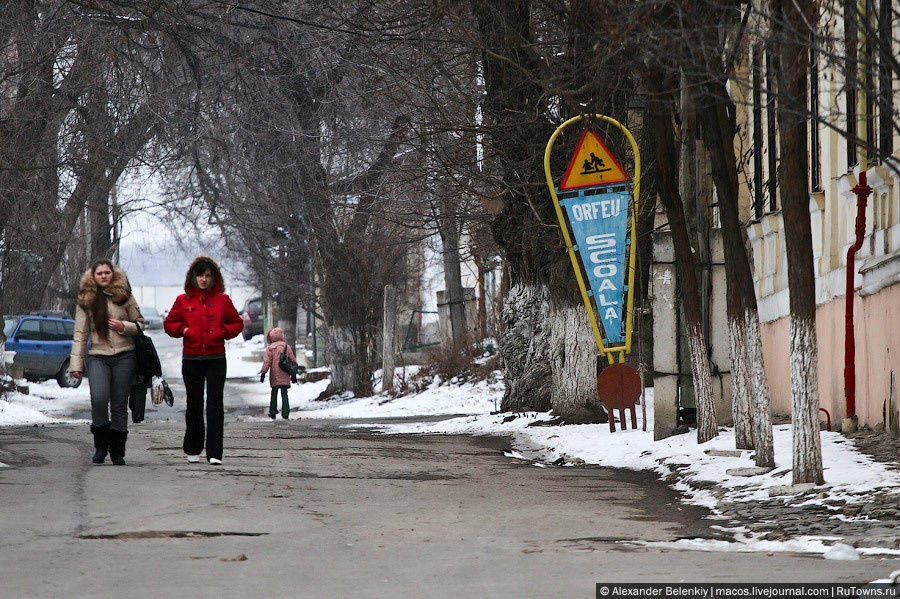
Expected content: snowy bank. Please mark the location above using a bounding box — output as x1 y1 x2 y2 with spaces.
367 390 900 509
341 383 900 559
0 378 90 427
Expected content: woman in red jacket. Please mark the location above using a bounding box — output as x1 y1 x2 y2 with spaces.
164 256 243 465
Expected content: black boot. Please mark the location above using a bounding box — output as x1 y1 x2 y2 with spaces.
90 424 109 464
108 429 128 466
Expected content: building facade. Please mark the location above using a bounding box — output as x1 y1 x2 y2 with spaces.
741 1 899 430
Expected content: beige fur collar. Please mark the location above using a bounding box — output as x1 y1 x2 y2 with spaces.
77 267 132 308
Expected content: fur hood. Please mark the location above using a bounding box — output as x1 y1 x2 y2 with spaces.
184 255 226 295
77 266 132 309
266 327 285 344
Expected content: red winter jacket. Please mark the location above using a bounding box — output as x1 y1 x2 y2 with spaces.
164 256 244 356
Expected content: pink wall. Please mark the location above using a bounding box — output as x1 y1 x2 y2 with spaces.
760 282 900 428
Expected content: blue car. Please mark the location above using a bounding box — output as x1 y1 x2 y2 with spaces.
3 315 81 388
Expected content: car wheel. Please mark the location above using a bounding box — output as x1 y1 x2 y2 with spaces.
57 360 82 388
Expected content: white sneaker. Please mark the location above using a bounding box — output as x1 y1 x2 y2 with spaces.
186 455 200 463
209 458 222 465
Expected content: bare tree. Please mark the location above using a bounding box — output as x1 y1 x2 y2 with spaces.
771 0 824 484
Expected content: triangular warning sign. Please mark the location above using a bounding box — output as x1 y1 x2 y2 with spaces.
559 130 629 190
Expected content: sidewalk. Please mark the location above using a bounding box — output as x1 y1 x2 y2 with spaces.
356 390 900 560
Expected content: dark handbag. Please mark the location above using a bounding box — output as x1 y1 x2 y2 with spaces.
278 350 305 376
134 330 162 380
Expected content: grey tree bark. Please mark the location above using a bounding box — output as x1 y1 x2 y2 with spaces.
645 70 718 443
498 283 552 413
382 284 397 393
438 213 468 344
548 301 603 422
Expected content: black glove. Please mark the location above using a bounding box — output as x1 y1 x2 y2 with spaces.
260 372 265 383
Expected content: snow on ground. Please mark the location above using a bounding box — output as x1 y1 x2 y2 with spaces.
221 334 267 378
350 386 900 559
0 378 91 427
366 389 900 508
637 535 900 558
290 375 499 420
0 397 55 427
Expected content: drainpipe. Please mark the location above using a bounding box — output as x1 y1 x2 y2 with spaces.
843 0 870 430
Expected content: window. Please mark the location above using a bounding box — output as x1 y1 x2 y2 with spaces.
844 0 858 167
765 48 779 212
844 0 892 166
62 321 74 337
16 319 42 341
40 320 67 341
810 46 821 191
877 0 893 161
864 0 877 156
752 44 765 219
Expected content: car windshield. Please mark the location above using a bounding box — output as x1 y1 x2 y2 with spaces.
2 316 20 340
142 307 160 317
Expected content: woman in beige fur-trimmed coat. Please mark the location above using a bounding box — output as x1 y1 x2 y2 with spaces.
70 260 144 465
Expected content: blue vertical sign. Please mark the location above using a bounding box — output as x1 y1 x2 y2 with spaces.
558 185 631 346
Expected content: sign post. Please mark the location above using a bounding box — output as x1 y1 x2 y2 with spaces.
543 115 641 366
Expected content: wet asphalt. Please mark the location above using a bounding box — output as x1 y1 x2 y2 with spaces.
0 415 896 598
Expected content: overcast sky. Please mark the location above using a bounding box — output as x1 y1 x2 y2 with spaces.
117 169 247 287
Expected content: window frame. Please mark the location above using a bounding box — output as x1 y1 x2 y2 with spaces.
16 319 43 341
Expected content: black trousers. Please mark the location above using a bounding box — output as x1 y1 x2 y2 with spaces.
182 358 226 461
269 386 289 418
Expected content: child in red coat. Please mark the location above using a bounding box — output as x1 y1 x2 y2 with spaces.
260 327 296 419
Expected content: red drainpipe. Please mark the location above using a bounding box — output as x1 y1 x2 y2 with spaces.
844 171 871 419
819 408 832 432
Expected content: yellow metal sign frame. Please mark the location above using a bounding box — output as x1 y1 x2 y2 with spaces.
544 115 641 365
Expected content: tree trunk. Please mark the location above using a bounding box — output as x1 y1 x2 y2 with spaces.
498 283 552 412
645 72 718 443
775 0 823 484
89 187 112 260
382 284 397 393
276 297 298 353
324 325 358 396
691 72 775 463
472 1 560 414
695 97 757 451
322 324 375 399
682 75 744 444
745 309 775 467
548 300 605 423
438 215 468 344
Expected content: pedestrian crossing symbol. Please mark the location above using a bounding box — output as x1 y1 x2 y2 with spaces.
559 129 629 190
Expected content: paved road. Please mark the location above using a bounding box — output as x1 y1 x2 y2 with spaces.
0 420 896 598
